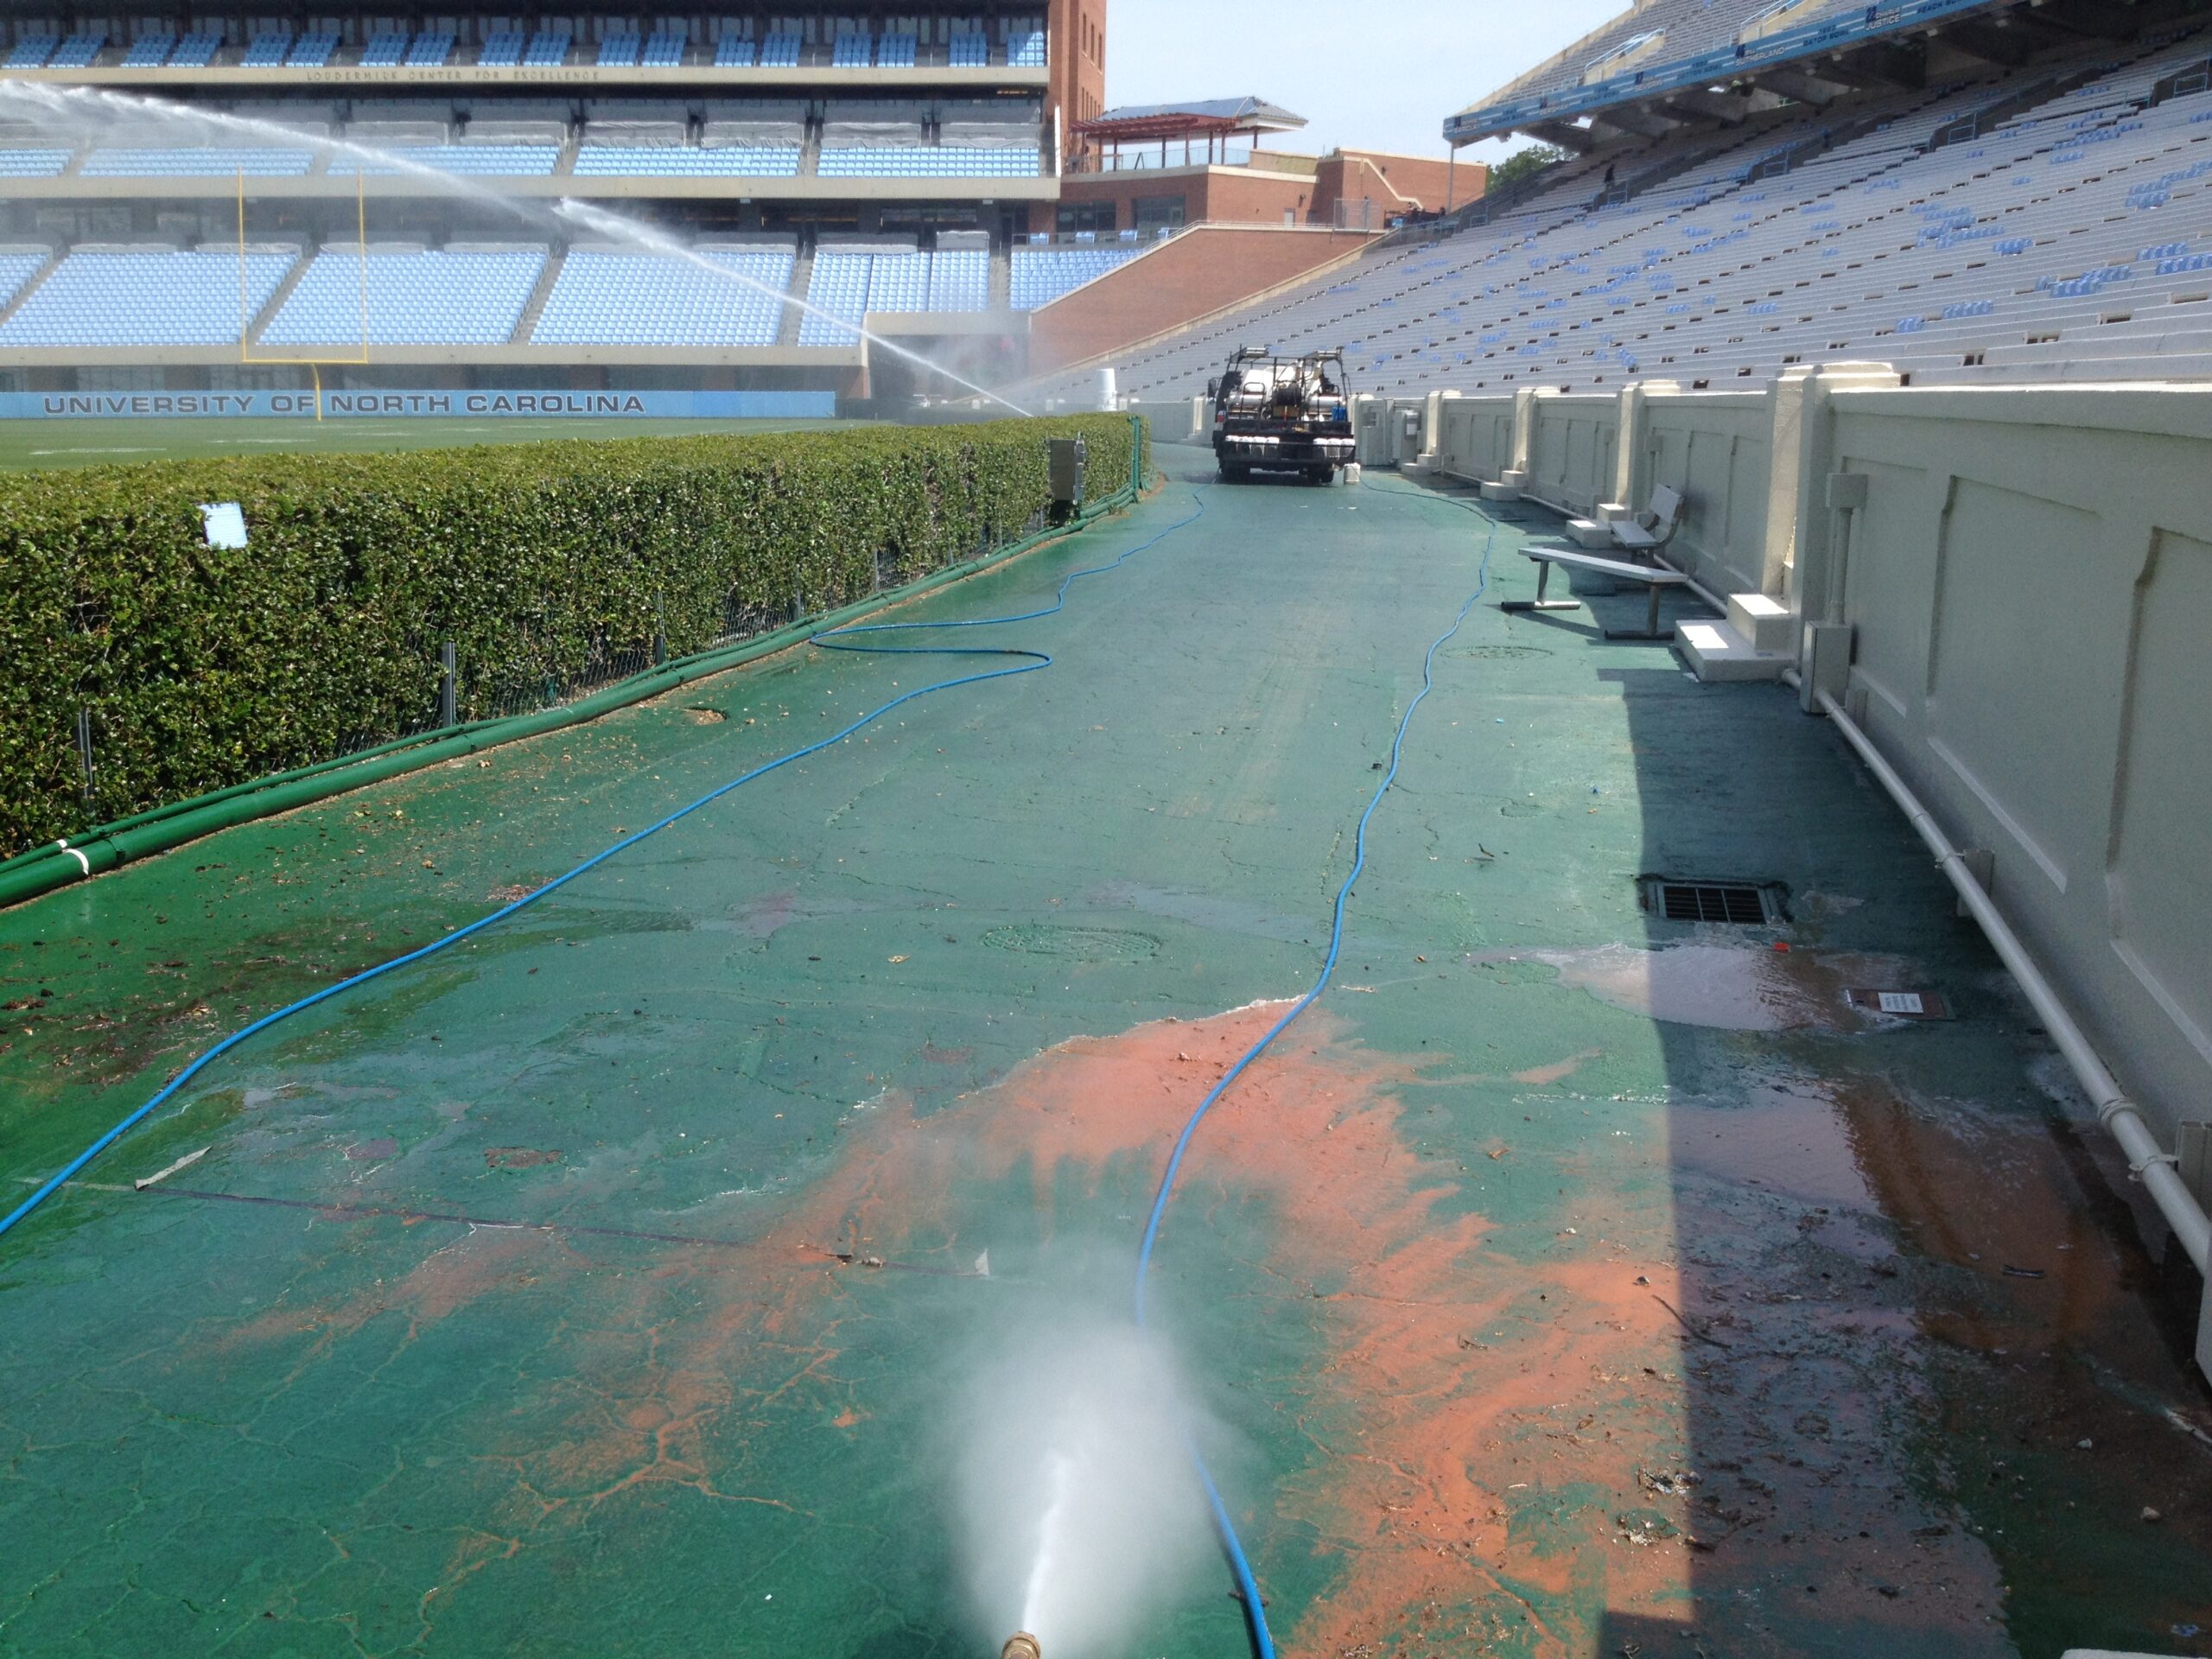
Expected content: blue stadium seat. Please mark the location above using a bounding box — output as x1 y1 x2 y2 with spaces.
85 148 315 176
0 251 48 311
832 33 874 67
48 32 105 67
122 32 175 67
330 146 562 177
522 29 571 66
949 32 988 67
715 35 757 66
532 248 797 346
598 31 641 67
759 32 802 67
477 31 524 66
238 31 290 67
876 32 918 67
405 31 454 66
817 148 1040 178
1009 246 1144 310
358 31 409 67
5 36 56 68
0 249 296 347
287 30 338 65
0 149 73 176
1008 30 1046 67
573 146 803 178
168 29 222 66
642 30 686 66
263 248 547 346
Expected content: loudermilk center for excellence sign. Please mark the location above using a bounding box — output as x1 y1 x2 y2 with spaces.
0 389 838 420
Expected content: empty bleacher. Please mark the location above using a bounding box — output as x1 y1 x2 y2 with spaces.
1028 26 2212 398
0 246 295 347
0 249 48 309
261 245 546 346
1011 245 1147 310
798 239 989 341
82 146 315 176
532 242 797 346
817 99 1041 178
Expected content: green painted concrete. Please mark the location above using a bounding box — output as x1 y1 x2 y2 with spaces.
0 456 2204 1658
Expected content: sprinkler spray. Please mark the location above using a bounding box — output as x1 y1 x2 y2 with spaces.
1001 1635 1042 1659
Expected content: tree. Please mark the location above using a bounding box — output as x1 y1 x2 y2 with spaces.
1488 143 1572 193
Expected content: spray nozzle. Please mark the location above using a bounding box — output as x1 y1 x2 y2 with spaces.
1001 1635 1042 1659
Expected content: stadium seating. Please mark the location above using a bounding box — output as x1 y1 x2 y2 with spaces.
5 35 54 67
477 30 524 67
801 249 874 344
877 33 919 68
1008 30 1046 67
330 145 562 177
523 29 571 66
817 147 1041 177
531 245 797 346
0 150 71 177
48 33 104 68
123 32 175 67
84 148 315 176
832 33 874 67
574 145 803 177
795 243 996 343
643 30 686 67
1010 245 1146 309
404 31 454 67
289 30 339 66
929 249 990 310
359 31 409 67
760 32 802 68
950 33 989 67
238 31 289 67
0 248 296 347
261 246 546 346
169 29 222 67
0 250 48 310
1030 26 2212 397
598 31 641 67
715 36 758 67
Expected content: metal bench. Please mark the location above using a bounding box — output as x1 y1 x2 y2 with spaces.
1502 547 1693 639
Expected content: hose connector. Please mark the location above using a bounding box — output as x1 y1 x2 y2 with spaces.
1001 1635 1042 1659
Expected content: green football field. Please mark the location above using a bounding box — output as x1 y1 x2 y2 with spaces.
0 415 857 471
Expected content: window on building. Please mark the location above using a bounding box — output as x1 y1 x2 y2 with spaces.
1133 194 1186 232
1057 200 1116 233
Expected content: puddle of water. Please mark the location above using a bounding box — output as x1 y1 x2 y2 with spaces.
1475 942 1915 1032
1669 1083 1879 1211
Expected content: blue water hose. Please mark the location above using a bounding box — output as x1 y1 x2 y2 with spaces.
1134 481 1498 1659
0 491 1207 1244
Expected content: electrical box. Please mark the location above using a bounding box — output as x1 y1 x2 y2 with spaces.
1047 435 1087 507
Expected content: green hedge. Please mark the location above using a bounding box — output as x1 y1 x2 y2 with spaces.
0 414 1143 856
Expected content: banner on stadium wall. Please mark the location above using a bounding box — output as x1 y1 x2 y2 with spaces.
0 389 839 421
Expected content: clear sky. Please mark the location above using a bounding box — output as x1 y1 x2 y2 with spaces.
1102 0 1628 163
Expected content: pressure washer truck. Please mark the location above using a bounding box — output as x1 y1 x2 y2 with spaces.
1208 346 1356 485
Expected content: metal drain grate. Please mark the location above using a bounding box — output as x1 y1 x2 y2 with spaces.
1642 878 1787 926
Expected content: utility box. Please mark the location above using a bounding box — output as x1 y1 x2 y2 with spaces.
1047 435 1087 512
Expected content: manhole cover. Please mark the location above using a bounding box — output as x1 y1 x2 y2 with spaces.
981 925 1160 962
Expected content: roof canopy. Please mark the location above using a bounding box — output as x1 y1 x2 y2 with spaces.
1074 96 1306 144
